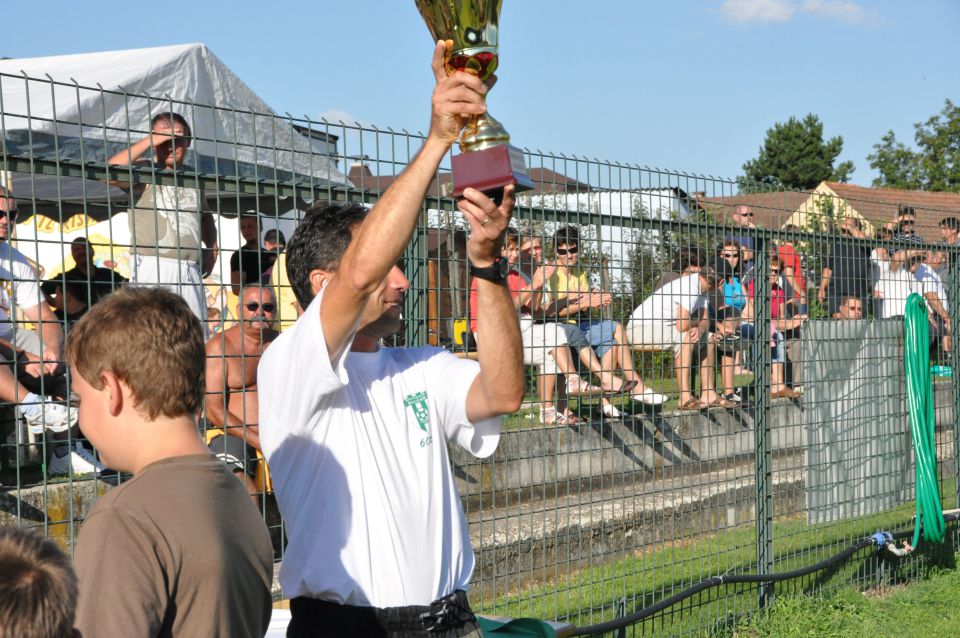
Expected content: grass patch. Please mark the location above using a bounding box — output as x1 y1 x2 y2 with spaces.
475 489 958 635
730 559 960 637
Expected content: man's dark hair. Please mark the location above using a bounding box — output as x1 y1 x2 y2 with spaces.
286 202 369 309
150 111 192 140
907 254 926 269
504 227 520 246
553 225 580 248
675 246 705 272
715 306 741 322
898 204 916 217
940 217 960 231
264 228 286 248
0 527 78 638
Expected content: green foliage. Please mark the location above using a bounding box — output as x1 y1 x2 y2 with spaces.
742 114 854 190
868 99 960 192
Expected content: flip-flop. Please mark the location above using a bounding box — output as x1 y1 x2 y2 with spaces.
678 398 701 411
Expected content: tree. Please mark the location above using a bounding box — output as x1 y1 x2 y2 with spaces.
741 114 854 191
869 99 960 192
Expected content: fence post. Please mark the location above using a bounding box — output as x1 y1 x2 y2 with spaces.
753 236 775 608
404 208 429 348
949 246 960 510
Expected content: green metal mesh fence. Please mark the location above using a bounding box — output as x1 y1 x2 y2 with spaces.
1 71 959 636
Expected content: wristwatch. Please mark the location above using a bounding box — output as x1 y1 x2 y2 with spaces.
470 257 509 284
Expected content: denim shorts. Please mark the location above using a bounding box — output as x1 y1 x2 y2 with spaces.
579 319 617 359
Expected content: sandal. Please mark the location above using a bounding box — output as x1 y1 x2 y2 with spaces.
678 398 701 411
600 377 638 395
561 409 582 425
541 407 561 425
565 375 605 396
708 397 736 409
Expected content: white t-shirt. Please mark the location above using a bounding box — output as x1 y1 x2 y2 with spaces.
128 184 203 263
915 263 949 315
0 242 42 342
871 253 915 319
630 273 707 323
258 290 500 607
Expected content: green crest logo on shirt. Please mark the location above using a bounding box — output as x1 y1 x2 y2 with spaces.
403 391 430 432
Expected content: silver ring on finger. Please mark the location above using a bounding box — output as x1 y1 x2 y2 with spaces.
481 216 491 226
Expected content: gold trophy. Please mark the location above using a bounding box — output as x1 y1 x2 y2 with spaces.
415 0 533 199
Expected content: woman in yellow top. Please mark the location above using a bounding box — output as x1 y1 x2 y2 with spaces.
545 226 667 413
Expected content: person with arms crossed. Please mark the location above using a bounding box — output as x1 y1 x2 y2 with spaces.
257 42 524 637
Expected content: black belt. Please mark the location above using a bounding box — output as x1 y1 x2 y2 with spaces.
289 589 477 637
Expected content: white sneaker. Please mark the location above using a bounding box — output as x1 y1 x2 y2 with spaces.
631 388 669 406
47 442 104 477
602 403 622 419
22 402 79 434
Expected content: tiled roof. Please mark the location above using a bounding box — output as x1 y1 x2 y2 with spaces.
696 190 812 229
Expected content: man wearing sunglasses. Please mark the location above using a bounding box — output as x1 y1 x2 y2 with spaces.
205 285 278 504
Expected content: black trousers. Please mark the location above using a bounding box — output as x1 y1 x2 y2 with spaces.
287 590 481 638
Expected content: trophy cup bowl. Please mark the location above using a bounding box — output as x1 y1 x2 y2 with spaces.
415 0 534 199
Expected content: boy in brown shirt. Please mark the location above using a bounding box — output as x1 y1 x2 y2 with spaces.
68 288 273 638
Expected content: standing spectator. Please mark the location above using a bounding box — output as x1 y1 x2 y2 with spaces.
257 44 523 636
547 225 667 408
628 267 725 409
230 213 276 295
264 228 286 253
0 526 79 638
107 112 219 332
817 217 871 317
742 256 808 399
69 288 273 638
910 253 952 360
41 237 126 323
872 228 916 319
777 225 807 314
205 285 279 504
270 248 298 332
725 205 757 285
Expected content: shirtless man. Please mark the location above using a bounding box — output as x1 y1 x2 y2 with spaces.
205 285 278 501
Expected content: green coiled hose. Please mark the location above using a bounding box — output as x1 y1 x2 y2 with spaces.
903 292 946 546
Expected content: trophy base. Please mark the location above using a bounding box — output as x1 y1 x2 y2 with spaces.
452 144 534 200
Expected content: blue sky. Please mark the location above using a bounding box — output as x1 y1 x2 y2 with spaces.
3 0 958 185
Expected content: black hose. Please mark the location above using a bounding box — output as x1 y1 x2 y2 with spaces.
570 512 960 637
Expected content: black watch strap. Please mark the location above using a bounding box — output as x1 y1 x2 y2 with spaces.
470 257 509 283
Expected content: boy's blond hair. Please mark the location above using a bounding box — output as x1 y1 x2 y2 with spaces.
66 287 205 420
0 527 77 638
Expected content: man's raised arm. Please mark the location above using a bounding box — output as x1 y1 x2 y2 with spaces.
319 42 488 360
462 187 525 420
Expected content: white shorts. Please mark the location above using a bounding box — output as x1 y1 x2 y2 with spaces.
132 255 208 337
626 318 683 354
520 317 568 376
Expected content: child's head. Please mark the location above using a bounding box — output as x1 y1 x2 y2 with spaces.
66 288 205 469
0 527 79 638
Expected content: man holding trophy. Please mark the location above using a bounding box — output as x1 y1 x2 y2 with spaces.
258 3 525 636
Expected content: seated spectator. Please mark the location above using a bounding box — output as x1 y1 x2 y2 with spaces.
205 285 279 504
41 237 126 323
718 241 746 310
909 253 951 360
519 232 639 416
470 229 609 425
872 228 915 319
714 305 743 401
68 288 273 638
260 229 286 284
0 186 92 475
547 226 667 410
742 256 807 399
230 213 276 296
833 294 864 320
0 526 79 638
628 267 724 409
